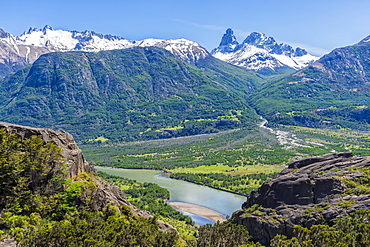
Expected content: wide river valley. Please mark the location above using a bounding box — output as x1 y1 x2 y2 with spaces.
96 167 247 225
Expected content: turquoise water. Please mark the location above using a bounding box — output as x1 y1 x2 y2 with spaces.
96 167 246 223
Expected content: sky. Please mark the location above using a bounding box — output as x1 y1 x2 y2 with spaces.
1 0 370 56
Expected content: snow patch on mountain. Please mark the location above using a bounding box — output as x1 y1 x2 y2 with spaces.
211 28 319 73
3 25 209 64
136 38 209 64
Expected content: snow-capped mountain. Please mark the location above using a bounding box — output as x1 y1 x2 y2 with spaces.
211 28 318 74
0 25 210 78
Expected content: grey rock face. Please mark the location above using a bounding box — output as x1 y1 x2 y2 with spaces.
218 28 239 50
212 28 317 74
232 152 370 246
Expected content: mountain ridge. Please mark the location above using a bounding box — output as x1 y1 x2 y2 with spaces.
0 25 210 78
250 35 370 130
212 28 318 75
0 46 263 142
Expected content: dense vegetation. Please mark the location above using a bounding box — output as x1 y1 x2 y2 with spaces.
270 210 370 247
196 221 261 247
0 47 263 143
0 129 179 246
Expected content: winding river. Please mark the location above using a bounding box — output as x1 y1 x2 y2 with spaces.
96 167 246 225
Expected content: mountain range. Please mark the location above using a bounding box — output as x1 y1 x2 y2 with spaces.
0 26 319 79
0 25 210 78
1 25 370 142
212 28 318 75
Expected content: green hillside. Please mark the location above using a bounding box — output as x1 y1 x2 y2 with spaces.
250 40 370 130
0 47 264 142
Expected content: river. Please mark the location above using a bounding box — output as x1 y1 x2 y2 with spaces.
96 167 247 225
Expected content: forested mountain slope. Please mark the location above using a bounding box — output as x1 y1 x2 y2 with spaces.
250 36 370 130
0 47 263 142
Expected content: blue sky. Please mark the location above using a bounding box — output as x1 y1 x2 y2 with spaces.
1 0 370 56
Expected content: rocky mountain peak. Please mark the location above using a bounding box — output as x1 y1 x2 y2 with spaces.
294 46 308 56
243 32 296 56
211 29 318 74
0 28 10 39
219 28 239 47
42 25 53 33
243 32 272 46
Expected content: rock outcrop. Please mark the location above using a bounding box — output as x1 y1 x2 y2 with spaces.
0 121 94 179
232 152 370 246
0 122 171 224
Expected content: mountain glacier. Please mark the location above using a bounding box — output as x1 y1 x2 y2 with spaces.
211 28 318 74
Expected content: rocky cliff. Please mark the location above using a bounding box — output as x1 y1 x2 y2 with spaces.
232 152 370 246
0 122 175 246
0 121 169 220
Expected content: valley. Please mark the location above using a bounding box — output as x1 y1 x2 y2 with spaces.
81 118 370 196
1 23 370 246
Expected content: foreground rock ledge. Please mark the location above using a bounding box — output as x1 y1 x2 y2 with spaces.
232 152 370 246
0 122 175 233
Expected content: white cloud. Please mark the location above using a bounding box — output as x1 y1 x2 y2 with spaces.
170 18 227 32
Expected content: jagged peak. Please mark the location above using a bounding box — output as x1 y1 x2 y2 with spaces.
26 27 41 34
0 28 10 38
42 25 53 33
295 47 308 56
212 29 318 73
219 28 239 47
243 32 273 46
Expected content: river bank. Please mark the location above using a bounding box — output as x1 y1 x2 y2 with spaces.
95 166 246 223
168 201 227 223
98 165 249 197
164 173 249 197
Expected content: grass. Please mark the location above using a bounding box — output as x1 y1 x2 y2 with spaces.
169 164 284 176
